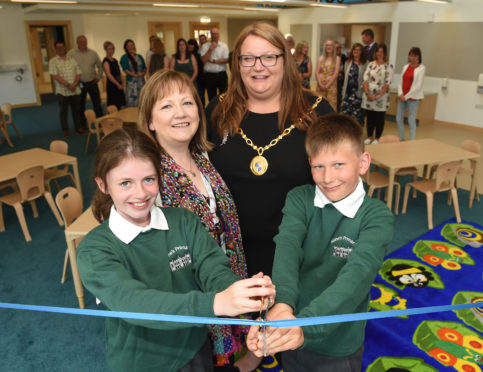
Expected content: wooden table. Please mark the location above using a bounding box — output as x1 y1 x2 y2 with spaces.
64 207 99 308
95 107 138 127
366 139 480 211
0 148 82 194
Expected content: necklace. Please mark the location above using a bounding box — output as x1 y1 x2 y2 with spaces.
178 157 196 178
237 96 322 176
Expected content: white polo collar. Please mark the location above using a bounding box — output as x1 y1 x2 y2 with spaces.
108 205 169 244
314 178 366 218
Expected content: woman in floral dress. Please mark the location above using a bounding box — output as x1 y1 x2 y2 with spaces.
120 39 146 107
315 38 340 111
341 43 368 126
361 43 393 144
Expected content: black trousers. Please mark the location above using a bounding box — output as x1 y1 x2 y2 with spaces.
79 80 103 127
281 345 364 372
57 93 82 132
204 71 228 102
364 109 386 139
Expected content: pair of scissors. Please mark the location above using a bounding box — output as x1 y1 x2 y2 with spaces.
259 295 271 357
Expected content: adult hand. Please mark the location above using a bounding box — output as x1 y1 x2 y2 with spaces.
263 311 304 355
399 94 406 102
213 275 275 317
68 83 76 92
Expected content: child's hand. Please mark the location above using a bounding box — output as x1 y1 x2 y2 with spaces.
213 276 275 317
264 311 304 354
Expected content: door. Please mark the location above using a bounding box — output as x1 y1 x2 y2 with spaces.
25 21 73 100
148 22 182 57
189 22 220 43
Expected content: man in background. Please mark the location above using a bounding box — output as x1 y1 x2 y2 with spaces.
68 35 103 129
49 41 84 138
285 33 296 55
200 27 229 101
361 28 377 62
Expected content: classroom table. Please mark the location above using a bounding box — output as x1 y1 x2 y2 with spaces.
95 107 138 127
0 147 82 194
366 138 480 211
64 207 99 308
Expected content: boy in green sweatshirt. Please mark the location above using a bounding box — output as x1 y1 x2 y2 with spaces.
247 113 394 371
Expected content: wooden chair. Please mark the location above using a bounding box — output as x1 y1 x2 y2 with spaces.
0 165 64 242
378 135 419 197
55 187 83 283
84 109 101 152
457 140 480 208
106 105 118 114
44 140 76 193
100 117 123 137
402 160 462 230
0 103 22 147
364 171 401 214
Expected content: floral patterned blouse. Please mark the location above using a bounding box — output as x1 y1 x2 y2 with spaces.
362 61 394 112
159 150 248 366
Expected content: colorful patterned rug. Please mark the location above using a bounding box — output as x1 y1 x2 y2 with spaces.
363 219 483 372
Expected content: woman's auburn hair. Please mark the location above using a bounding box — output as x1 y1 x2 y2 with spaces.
137 69 212 153
212 22 317 137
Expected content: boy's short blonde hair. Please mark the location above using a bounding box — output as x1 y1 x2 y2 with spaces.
305 114 364 158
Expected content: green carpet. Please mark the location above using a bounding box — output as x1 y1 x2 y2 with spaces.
0 98 481 371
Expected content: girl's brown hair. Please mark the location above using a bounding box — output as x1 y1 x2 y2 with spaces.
212 22 317 136
152 37 165 56
91 127 162 223
137 69 212 153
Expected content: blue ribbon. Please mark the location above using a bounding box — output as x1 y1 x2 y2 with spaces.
1 301 482 327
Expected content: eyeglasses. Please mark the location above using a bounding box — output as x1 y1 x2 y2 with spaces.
238 54 283 67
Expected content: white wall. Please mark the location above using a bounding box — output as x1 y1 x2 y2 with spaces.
278 0 483 128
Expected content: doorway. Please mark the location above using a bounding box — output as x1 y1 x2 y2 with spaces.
25 21 73 100
189 22 220 43
148 22 182 57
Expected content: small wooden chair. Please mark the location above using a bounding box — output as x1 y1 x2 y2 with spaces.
100 117 123 137
44 140 76 192
0 165 64 242
106 105 118 114
402 160 462 230
457 140 480 208
364 171 401 214
55 187 83 283
379 135 419 198
84 109 101 152
0 103 22 147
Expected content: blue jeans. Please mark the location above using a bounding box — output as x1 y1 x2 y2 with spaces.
396 99 420 140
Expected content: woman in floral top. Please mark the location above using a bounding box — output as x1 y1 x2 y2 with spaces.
361 43 393 144
138 70 260 372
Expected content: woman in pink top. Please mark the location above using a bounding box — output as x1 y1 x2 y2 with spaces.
396 47 425 140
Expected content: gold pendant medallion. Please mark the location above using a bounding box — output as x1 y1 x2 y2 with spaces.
250 155 268 176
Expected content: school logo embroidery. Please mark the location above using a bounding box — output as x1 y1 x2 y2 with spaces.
330 236 354 259
168 246 192 272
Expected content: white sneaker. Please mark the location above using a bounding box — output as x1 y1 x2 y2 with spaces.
364 138 372 145
371 139 379 144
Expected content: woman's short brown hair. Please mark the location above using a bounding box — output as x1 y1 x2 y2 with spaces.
137 69 212 153
103 41 114 51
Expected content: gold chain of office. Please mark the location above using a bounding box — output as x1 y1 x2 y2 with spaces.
232 95 322 175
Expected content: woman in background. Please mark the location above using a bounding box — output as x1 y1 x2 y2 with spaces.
169 38 198 88
341 43 367 126
146 37 168 79
187 38 205 104
294 40 312 89
315 38 340 111
102 41 126 109
361 43 393 144
120 39 146 107
396 47 425 141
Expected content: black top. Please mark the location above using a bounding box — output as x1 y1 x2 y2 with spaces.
103 57 126 109
206 96 334 276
